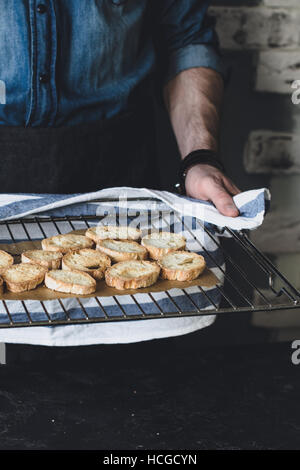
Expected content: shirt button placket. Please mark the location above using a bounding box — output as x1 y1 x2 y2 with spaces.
39 73 49 84
37 3 47 14
32 1 57 127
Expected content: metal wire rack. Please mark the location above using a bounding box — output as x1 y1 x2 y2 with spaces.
0 198 299 329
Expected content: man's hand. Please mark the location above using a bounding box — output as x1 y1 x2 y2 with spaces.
185 163 241 217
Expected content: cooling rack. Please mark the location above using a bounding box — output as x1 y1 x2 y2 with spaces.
0 197 298 329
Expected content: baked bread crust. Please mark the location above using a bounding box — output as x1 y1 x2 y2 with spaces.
159 251 206 281
41 234 94 254
0 277 4 295
0 250 14 275
97 239 147 263
141 231 186 260
86 225 141 243
45 269 96 295
3 263 47 293
22 250 63 269
105 260 160 290
62 248 111 280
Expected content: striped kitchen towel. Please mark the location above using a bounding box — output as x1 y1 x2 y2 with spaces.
0 186 269 346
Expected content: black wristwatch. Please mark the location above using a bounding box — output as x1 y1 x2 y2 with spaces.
175 149 225 195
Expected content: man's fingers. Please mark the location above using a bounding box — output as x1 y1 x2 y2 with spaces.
184 165 241 217
222 177 241 196
206 180 239 217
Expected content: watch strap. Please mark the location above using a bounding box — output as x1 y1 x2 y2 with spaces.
176 149 225 195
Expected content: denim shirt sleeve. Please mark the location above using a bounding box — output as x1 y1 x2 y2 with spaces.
153 0 226 83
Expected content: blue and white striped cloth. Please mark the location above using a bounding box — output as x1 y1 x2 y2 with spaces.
0 187 269 346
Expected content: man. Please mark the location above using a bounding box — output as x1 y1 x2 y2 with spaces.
0 0 239 217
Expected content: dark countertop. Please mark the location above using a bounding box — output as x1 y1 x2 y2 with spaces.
0 333 299 450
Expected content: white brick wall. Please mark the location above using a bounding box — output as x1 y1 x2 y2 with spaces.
244 130 300 174
255 50 300 93
213 1 300 334
209 6 300 50
250 171 300 252
262 0 300 7
251 212 300 254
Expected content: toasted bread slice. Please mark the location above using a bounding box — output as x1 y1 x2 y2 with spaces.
159 251 206 281
62 248 111 280
22 250 63 269
0 277 3 295
97 239 147 263
45 269 96 295
0 250 14 274
3 263 46 293
85 225 141 243
141 231 186 260
42 234 94 254
105 260 160 290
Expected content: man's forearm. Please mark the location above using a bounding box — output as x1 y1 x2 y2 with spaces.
164 67 224 158
163 67 240 218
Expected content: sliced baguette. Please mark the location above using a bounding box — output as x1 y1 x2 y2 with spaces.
22 250 63 269
86 225 141 243
159 251 206 281
105 260 160 290
42 234 94 254
97 239 147 263
0 250 14 274
45 269 96 295
3 263 47 293
141 231 186 260
62 248 111 280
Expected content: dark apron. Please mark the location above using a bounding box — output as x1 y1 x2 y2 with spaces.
0 105 159 193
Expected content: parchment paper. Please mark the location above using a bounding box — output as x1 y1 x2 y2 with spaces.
0 231 218 301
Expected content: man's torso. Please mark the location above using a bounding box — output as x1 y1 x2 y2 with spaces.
0 0 154 127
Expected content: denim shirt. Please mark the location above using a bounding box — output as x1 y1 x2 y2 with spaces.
0 0 224 127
